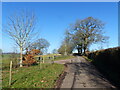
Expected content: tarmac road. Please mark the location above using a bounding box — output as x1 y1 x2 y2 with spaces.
54 56 116 89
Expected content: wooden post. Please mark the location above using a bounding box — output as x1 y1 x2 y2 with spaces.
53 55 54 60
39 57 40 69
51 56 52 64
43 56 44 63
52 55 54 64
9 61 12 86
40 60 41 69
40 57 42 69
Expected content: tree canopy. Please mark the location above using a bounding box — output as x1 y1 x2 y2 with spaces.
58 17 109 55
5 10 37 67
29 38 50 54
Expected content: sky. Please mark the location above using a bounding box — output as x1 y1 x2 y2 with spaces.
2 2 118 53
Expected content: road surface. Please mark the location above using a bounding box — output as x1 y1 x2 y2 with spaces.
54 56 116 89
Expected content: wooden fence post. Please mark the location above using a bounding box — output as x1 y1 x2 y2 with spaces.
52 55 54 64
53 55 54 60
9 61 12 86
40 57 42 69
43 56 44 63
38 57 40 69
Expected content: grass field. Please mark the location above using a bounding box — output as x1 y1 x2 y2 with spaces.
2 54 19 70
2 54 74 69
2 54 75 88
2 63 64 88
54 55 75 61
35 54 75 61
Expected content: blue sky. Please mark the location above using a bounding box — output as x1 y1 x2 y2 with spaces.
2 2 118 53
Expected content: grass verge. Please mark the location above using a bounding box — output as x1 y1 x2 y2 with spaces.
54 55 75 61
82 56 92 62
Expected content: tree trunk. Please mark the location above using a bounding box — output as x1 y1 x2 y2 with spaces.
80 45 83 55
80 48 82 55
83 46 86 55
20 47 23 67
77 44 82 55
83 38 88 55
77 48 80 54
64 44 67 55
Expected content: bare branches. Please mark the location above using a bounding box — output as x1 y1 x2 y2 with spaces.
5 10 38 67
5 10 37 50
64 17 108 55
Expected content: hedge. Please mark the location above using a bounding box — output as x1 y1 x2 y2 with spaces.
87 47 120 87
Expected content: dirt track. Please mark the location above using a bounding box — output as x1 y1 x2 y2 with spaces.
54 56 116 89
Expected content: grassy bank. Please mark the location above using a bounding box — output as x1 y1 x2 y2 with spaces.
82 56 92 62
2 63 64 88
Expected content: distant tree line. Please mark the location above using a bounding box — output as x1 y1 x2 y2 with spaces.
58 17 109 55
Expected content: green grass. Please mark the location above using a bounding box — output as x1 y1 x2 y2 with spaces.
54 55 75 61
2 63 64 88
82 56 92 62
2 54 12 64
2 54 19 63
2 54 19 70
2 54 72 88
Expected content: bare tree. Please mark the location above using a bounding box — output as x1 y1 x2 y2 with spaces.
29 38 50 55
5 10 37 67
67 17 109 55
74 17 108 54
